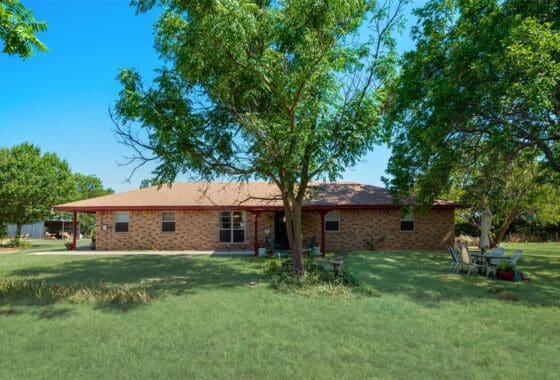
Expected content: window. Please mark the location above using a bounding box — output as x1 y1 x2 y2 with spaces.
162 212 176 232
325 211 340 231
400 211 414 232
114 212 129 233
219 211 245 243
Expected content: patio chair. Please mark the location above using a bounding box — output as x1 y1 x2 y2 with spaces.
447 246 461 273
459 245 486 276
510 250 523 267
486 247 505 277
492 247 505 255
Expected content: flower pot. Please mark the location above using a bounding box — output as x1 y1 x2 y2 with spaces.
312 246 321 256
258 247 267 257
496 269 515 281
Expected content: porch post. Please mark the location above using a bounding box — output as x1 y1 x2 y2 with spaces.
252 211 260 257
72 211 77 250
319 210 327 256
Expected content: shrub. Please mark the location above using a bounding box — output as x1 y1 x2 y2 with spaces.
7 238 32 249
263 256 372 297
366 234 387 250
0 222 7 240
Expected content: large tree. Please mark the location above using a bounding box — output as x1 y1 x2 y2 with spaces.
384 0 560 205
0 0 47 57
0 143 75 237
70 174 113 237
113 0 407 273
447 151 560 245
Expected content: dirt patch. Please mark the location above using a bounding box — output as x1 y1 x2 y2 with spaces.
0 248 17 254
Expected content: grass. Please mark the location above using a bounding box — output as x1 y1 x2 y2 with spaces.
0 243 559 379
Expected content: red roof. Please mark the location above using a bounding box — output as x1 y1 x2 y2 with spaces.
53 182 459 212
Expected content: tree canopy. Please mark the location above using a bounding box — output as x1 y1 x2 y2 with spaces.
70 174 114 236
0 143 75 235
447 151 560 244
0 0 47 58
0 144 113 238
384 0 560 206
71 173 113 201
114 0 407 272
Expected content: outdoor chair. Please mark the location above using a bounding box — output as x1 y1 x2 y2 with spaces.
460 245 486 276
487 249 523 277
486 247 505 277
494 249 523 267
492 247 505 255
510 250 523 267
447 246 461 273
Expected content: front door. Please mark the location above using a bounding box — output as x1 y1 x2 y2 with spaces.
274 211 289 249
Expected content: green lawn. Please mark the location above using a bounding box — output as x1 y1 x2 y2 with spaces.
1 243 559 379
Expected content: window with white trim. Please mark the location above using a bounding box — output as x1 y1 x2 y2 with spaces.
400 211 415 231
325 211 340 231
219 211 245 243
114 212 129 233
162 212 176 232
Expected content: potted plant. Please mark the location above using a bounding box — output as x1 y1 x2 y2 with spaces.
307 235 321 256
496 260 515 281
64 242 73 250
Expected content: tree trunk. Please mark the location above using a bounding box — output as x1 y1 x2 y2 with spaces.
494 215 518 245
282 197 305 274
15 223 22 240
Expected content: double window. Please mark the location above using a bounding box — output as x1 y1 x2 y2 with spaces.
325 211 340 231
162 212 176 232
400 211 415 232
114 212 129 233
219 211 245 243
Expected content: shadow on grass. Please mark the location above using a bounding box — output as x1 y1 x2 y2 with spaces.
345 249 560 308
1 255 263 317
2 248 558 318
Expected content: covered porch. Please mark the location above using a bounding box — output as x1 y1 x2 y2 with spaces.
249 208 335 257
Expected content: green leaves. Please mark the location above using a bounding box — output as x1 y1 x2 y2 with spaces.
114 0 407 268
385 0 560 206
0 143 74 227
114 0 407 191
0 144 113 236
0 0 47 58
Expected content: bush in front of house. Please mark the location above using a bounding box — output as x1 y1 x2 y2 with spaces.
263 256 374 297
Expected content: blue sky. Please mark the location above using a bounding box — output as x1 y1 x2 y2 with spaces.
0 0 420 192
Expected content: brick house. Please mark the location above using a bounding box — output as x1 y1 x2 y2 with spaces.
53 182 458 254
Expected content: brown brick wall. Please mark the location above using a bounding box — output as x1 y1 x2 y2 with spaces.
95 210 258 251
301 209 455 251
94 208 455 251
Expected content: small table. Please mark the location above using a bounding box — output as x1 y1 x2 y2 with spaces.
469 252 511 274
470 252 511 262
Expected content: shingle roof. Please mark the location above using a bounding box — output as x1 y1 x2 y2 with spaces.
54 182 459 212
